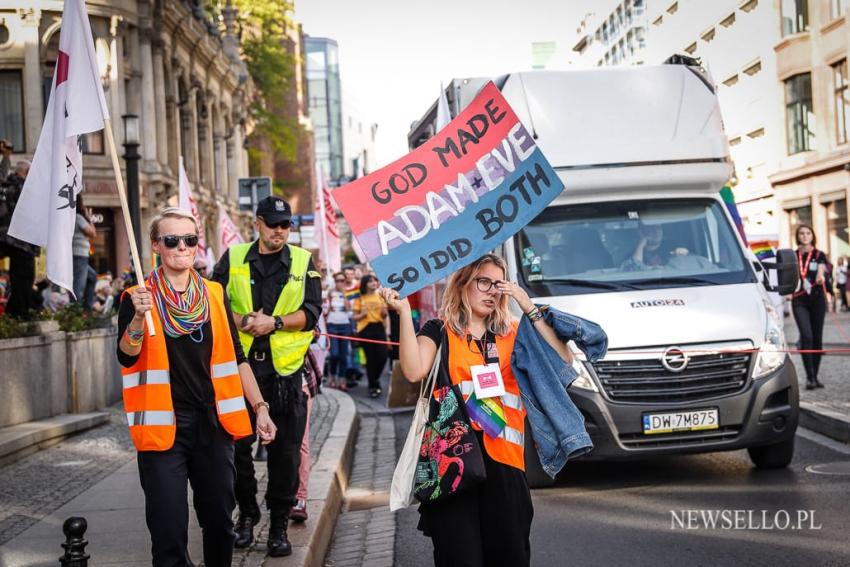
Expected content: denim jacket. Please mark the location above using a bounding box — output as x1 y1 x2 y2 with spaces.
512 306 608 477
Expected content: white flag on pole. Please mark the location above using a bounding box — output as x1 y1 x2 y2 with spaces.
436 82 451 131
218 202 244 254
177 156 209 269
8 0 109 293
315 166 341 273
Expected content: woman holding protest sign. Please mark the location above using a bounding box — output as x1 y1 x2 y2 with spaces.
379 254 576 567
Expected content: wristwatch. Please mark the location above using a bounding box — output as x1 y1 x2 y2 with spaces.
274 315 284 331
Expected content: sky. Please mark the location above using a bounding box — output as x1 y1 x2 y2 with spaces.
295 0 591 168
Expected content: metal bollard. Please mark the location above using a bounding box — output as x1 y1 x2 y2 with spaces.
59 516 89 567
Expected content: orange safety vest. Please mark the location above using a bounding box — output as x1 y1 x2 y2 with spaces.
121 280 253 451
445 323 527 471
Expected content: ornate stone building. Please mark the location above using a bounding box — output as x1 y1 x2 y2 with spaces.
0 0 253 275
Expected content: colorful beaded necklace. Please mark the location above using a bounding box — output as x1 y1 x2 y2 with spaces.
149 267 210 339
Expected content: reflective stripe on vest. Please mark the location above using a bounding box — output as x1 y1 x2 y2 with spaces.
122 369 170 390
227 242 314 376
126 410 174 427
121 279 253 452
445 324 527 471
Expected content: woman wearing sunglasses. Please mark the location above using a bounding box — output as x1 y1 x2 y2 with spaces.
116 207 276 567
379 254 573 567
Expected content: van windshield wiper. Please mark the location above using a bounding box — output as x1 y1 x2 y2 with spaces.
536 278 636 290
630 276 715 287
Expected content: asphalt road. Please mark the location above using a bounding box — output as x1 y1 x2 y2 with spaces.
391 415 850 567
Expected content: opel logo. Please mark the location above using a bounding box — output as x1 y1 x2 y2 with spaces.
661 347 689 373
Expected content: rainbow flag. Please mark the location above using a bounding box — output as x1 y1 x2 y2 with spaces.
720 186 748 246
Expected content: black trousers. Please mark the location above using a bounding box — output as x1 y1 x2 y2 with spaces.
235 371 307 513
359 322 389 390
793 292 827 381
418 432 534 567
137 408 236 567
5 246 35 318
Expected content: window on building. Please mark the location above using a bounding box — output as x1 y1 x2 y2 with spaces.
729 136 742 146
825 197 849 258
653 15 663 26
833 59 849 144
743 60 762 76
781 0 809 36
0 24 9 46
723 74 739 87
0 70 25 152
701 27 716 42
685 42 697 54
830 0 847 19
720 13 736 27
747 127 765 138
741 0 758 13
787 203 813 236
667 2 678 14
785 73 815 154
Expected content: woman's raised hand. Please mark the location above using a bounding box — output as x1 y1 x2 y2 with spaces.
495 280 535 314
378 287 410 313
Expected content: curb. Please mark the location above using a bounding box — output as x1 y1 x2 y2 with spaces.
267 388 359 567
800 401 850 444
0 412 110 466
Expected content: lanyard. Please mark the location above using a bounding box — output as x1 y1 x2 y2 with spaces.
468 332 500 365
798 249 814 278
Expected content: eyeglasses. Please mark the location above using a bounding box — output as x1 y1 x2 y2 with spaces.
334 278 346 283
474 277 503 293
158 234 199 249
260 218 291 230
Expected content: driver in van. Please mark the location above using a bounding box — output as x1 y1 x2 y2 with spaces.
622 223 670 269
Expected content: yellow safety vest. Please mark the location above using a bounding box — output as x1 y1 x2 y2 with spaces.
227 242 314 376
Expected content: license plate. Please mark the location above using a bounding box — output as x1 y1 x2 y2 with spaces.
642 408 719 435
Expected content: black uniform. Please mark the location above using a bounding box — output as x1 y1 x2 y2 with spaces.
212 241 322 516
116 289 246 567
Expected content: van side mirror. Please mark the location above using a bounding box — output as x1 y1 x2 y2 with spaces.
760 249 799 296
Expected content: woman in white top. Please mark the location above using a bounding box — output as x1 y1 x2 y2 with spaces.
326 272 352 390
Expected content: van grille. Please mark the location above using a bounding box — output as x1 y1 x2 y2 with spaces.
593 352 751 403
619 426 741 448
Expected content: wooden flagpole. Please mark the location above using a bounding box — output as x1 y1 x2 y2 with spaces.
102 118 155 336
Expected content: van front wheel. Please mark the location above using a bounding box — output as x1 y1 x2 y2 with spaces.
748 437 795 469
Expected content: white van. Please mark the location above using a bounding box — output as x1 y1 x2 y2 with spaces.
408 63 801 487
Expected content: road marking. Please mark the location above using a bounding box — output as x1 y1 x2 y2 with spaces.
797 427 850 456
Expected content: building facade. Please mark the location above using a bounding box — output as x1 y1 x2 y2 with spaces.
643 0 784 240
0 0 252 276
569 0 650 67
769 0 850 260
305 36 344 186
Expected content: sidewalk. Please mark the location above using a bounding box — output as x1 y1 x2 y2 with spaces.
0 388 357 567
784 309 850 443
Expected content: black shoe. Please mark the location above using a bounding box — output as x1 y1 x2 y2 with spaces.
815 379 825 388
267 510 292 557
234 506 260 549
369 389 379 398
805 380 816 390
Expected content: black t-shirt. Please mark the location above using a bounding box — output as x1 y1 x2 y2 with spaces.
116 287 246 410
417 319 499 366
796 248 828 296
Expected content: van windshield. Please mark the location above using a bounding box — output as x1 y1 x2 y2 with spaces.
515 198 756 294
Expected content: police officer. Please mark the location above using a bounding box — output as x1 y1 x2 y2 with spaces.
212 196 322 556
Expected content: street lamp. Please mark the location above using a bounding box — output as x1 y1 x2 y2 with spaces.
122 114 142 255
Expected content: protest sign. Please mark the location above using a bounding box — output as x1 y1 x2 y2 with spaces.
332 81 564 297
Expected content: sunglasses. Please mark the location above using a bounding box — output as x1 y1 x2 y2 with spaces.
158 234 199 249
260 218 292 230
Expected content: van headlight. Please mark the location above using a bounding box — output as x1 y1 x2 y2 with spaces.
570 358 599 392
752 302 786 379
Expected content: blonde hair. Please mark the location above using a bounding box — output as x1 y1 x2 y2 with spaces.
149 207 199 241
439 254 511 337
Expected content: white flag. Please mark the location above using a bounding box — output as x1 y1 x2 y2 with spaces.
8 0 109 293
436 82 451 131
218 203 244 254
315 166 341 273
177 156 209 268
